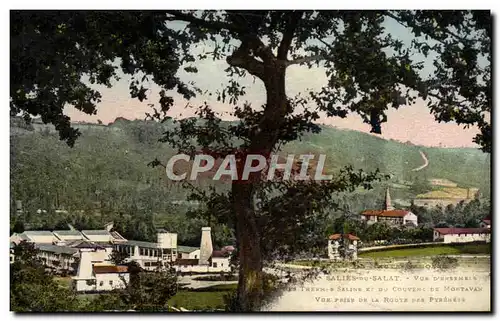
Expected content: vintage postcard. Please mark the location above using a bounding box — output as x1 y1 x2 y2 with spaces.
9 8 491 312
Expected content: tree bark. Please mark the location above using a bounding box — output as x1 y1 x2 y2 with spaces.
233 62 288 311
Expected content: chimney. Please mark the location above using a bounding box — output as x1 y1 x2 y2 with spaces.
198 227 213 266
385 188 394 211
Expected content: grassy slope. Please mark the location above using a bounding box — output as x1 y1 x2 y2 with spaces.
12 119 490 193
358 243 491 258
168 284 237 311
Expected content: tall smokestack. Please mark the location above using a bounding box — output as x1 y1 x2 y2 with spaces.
385 188 394 211
198 227 213 265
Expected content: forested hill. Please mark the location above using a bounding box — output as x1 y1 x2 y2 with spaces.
10 117 490 227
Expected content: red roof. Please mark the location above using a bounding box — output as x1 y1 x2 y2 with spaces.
361 210 410 218
212 250 230 258
434 228 491 235
174 259 199 266
482 219 491 225
328 234 360 241
93 265 129 274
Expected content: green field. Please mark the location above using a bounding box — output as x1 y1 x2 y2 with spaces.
168 284 237 311
359 243 491 258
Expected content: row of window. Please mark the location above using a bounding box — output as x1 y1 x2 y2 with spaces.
115 245 177 258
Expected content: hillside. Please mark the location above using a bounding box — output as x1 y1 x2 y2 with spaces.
10 117 491 214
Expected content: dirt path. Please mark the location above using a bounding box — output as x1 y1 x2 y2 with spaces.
411 150 429 171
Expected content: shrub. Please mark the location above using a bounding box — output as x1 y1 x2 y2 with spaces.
432 256 459 270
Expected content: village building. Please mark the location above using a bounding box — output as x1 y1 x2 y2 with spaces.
10 224 236 283
360 188 418 227
327 234 359 261
72 244 128 293
433 227 491 244
173 227 233 274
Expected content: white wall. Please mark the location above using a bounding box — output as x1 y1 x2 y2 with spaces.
442 233 491 244
403 212 418 225
179 249 200 259
73 273 129 292
95 273 129 291
175 258 231 273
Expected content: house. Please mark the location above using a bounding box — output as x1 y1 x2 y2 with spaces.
433 227 491 244
361 188 418 226
327 234 359 261
72 247 129 293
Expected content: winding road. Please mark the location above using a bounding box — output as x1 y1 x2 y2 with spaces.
411 150 429 172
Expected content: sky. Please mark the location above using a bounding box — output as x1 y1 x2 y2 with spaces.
64 16 482 149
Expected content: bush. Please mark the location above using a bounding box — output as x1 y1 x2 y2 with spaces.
432 256 459 270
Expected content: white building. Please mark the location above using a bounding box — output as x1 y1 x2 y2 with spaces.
72 246 129 293
113 229 178 271
10 224 235 284
173 227 233 274
433 228 491 244
361 188 418 227
327 234 359 261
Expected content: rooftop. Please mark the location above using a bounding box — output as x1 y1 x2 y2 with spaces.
174 258 199 266
434 227 491 235
177 245 199 253
361 210 410 218
211 250 230 258
125 240 158 248
328 234 360 241
82 230 111 236
24 230 55 236
36 244 79 255
67 240 107 249
93 265 129 274
53 230 84 236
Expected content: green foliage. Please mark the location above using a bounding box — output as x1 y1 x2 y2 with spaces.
359 242 490 258
10 241 80 312
109 250 129 265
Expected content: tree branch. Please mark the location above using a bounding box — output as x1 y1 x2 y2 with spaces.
226 40 266 78
165 10 244 34
285 55 325 66
277 11 304 60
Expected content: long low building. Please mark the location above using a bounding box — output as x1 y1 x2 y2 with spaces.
433 227 491 244
10 225 236 282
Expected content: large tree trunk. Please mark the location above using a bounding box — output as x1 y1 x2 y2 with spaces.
233 64 288 311
233 183 263 311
